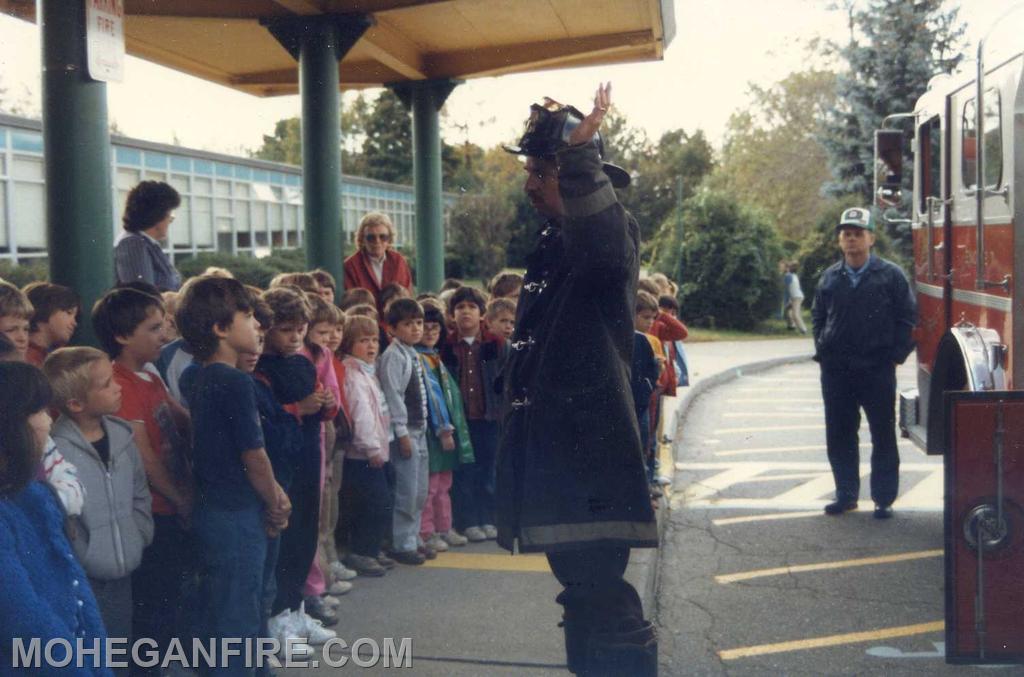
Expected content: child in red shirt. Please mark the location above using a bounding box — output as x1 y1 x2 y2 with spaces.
92 287 192 670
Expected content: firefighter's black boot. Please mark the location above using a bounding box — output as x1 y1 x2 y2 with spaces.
585 621 658 677
556 592 592 674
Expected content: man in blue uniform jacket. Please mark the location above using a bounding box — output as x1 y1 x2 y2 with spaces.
812 207 918 519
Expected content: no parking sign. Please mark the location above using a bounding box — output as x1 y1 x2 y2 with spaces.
85 0 124 82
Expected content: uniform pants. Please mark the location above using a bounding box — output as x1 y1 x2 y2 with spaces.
420 470 454 538
390 426 429 552
452 420 499 530
546 547 646 632
820 362 900 506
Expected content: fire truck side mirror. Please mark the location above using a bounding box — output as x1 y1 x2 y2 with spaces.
874 129 904 208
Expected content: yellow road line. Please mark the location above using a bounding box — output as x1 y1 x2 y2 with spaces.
718 621 944 660
715 549 943 584
712 511 822 526
421 552 550 573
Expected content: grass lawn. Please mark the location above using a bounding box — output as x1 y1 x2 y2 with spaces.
685 310 813 342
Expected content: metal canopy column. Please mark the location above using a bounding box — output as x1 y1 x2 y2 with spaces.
394 80 459 293
264 15 371 300
40 0 113 346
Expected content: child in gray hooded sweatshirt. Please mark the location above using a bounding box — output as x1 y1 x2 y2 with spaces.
44 347 153 647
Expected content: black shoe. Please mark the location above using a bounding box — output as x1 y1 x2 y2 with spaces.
389 549 426 566
586 622 658 677
873 504 894 519
824 500 858 515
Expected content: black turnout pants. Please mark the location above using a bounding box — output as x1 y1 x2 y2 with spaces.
820 361 900 506
546 546 645 632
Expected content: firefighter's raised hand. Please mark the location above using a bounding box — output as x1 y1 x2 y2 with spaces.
568 82 611 146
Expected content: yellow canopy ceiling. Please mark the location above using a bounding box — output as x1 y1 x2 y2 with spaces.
0 0 675 96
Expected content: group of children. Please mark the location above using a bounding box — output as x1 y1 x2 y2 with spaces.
0 256 685 672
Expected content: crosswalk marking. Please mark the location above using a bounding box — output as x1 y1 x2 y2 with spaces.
733 471 821 483
712 511 821 526
714 424 825 434
897 467 944 506
772 471 855 503
677 461 938 471
736 387 821 393
672 462 943 512
681 466 769 502
713 441 913 457
721 411 822 418
726 398 822 404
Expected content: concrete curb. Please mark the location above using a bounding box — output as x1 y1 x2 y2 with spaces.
626 352 815 618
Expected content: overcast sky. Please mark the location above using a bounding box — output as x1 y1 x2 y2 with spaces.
0 0 1020 156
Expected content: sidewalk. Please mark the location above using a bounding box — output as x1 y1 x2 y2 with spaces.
628 337 815 617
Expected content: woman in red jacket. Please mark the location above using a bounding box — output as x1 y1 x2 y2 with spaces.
342 213 414 311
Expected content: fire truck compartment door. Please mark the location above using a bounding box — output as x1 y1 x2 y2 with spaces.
945 391 1024 664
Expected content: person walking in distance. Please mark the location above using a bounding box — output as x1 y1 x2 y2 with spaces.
497 83 658 676
785 262 808 334
812 208 917 519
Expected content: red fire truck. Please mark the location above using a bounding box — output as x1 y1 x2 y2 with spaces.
875 30 1024 665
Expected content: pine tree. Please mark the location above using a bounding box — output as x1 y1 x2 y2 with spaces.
821 0 965 256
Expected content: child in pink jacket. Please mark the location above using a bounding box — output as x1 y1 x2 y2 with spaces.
338 315 393 578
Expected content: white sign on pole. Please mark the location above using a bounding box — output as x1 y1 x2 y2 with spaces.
85 0 125 82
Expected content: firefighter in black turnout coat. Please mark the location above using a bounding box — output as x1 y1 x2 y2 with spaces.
497 84 658 676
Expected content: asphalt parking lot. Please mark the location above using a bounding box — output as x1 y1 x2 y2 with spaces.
656 359 1023 676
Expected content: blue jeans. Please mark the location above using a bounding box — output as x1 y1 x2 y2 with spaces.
452 420 499 530
193 501 267 677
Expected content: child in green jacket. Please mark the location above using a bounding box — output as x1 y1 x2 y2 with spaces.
416 303 474 551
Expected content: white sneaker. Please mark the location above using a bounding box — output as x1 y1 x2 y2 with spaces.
328 580 352 596
296 603 337 645
321 594 341 609
655 475 672 487
330 561 358 581
426 534 449 552
463 526 487 542
441 529 468 547
481 524 498 539
268 610 314 659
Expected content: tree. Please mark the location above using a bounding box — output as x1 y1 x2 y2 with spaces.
360 90 413 184
713 69 838 241
820 0 965 256
446 191 515 283
668 189 784 330
252 117 302 165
